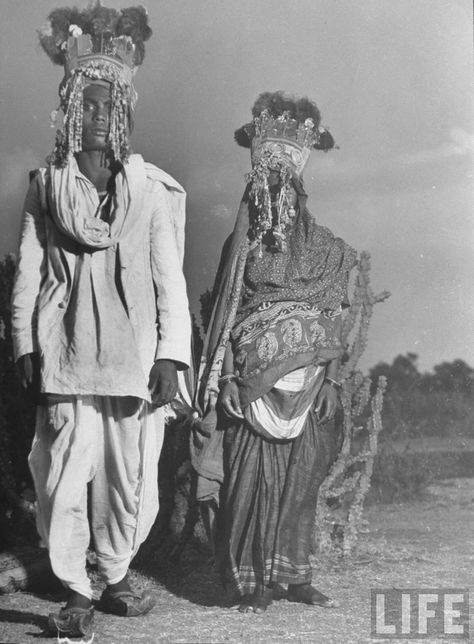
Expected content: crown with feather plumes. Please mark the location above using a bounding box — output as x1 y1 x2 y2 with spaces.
38 1 151 83
38 1 152 167
235 91 335 177
236 92 335 254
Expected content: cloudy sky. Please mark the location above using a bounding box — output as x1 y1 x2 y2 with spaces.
0 0 472 373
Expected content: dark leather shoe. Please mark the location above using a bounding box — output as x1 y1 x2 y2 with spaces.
47 606 94 637
100 588 156 617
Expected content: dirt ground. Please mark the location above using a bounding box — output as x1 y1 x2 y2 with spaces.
0 477 473 644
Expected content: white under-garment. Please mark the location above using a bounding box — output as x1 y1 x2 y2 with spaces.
248 365 325 440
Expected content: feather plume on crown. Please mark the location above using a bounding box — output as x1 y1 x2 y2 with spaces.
38 2 152 68
235 90 335 168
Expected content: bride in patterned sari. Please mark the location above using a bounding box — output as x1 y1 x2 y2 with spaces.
193 91 356 613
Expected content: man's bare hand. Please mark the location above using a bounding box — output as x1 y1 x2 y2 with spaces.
148 359 178 407
17 353 40 389
17 352 43 404
217 381 244 419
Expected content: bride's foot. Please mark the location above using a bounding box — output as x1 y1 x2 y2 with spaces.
238 586 273 614
237 594 254 613
287 583 339 608
253 586 273 614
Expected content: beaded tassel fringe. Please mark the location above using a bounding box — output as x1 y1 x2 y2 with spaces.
245 150 296 255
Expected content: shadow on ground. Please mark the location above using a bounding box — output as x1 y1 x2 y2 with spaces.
131 536 232 609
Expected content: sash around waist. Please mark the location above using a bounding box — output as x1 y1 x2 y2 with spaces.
231 300 342 406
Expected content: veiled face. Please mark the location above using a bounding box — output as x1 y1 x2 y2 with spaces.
81 83 111 152
268 170 298 208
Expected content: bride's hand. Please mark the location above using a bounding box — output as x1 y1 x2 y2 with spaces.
314 383 338 423
218 381 244 419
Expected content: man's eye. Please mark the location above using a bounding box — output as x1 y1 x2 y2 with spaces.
83 103 94 112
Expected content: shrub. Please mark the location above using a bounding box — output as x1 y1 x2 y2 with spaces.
369 442 434 503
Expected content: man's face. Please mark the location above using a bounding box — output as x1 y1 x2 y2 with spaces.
81 83 111 152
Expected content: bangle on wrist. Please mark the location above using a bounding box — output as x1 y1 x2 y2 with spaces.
324 376 342 391
218 373 237 389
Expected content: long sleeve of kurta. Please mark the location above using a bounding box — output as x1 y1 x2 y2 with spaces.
150 182 191 369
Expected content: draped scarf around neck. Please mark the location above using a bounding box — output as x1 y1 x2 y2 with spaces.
48 154 147 248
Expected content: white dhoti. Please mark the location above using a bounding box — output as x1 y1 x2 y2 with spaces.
28 395 164 599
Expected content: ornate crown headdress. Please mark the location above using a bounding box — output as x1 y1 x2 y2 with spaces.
249 108 322 177
235 91 335 254
38 1 152 167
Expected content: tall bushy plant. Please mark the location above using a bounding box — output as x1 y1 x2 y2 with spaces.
315 252 390 557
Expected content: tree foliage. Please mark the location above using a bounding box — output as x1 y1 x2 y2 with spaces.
369 353 474 438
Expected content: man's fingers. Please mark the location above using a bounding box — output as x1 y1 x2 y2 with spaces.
22 372 35 390
152 380 178 407
155 391 177 406
148 361 178 403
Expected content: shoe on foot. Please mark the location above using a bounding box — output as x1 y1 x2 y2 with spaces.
47 606 94 638
100 587 156 617
287 584 339 608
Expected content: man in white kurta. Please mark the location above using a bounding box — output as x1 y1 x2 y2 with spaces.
11 152 191 625
12 8 192 636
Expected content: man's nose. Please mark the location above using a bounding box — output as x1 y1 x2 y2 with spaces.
94 104 108 121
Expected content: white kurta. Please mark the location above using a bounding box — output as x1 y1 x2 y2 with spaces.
11 154 191 394
11 155 191 596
